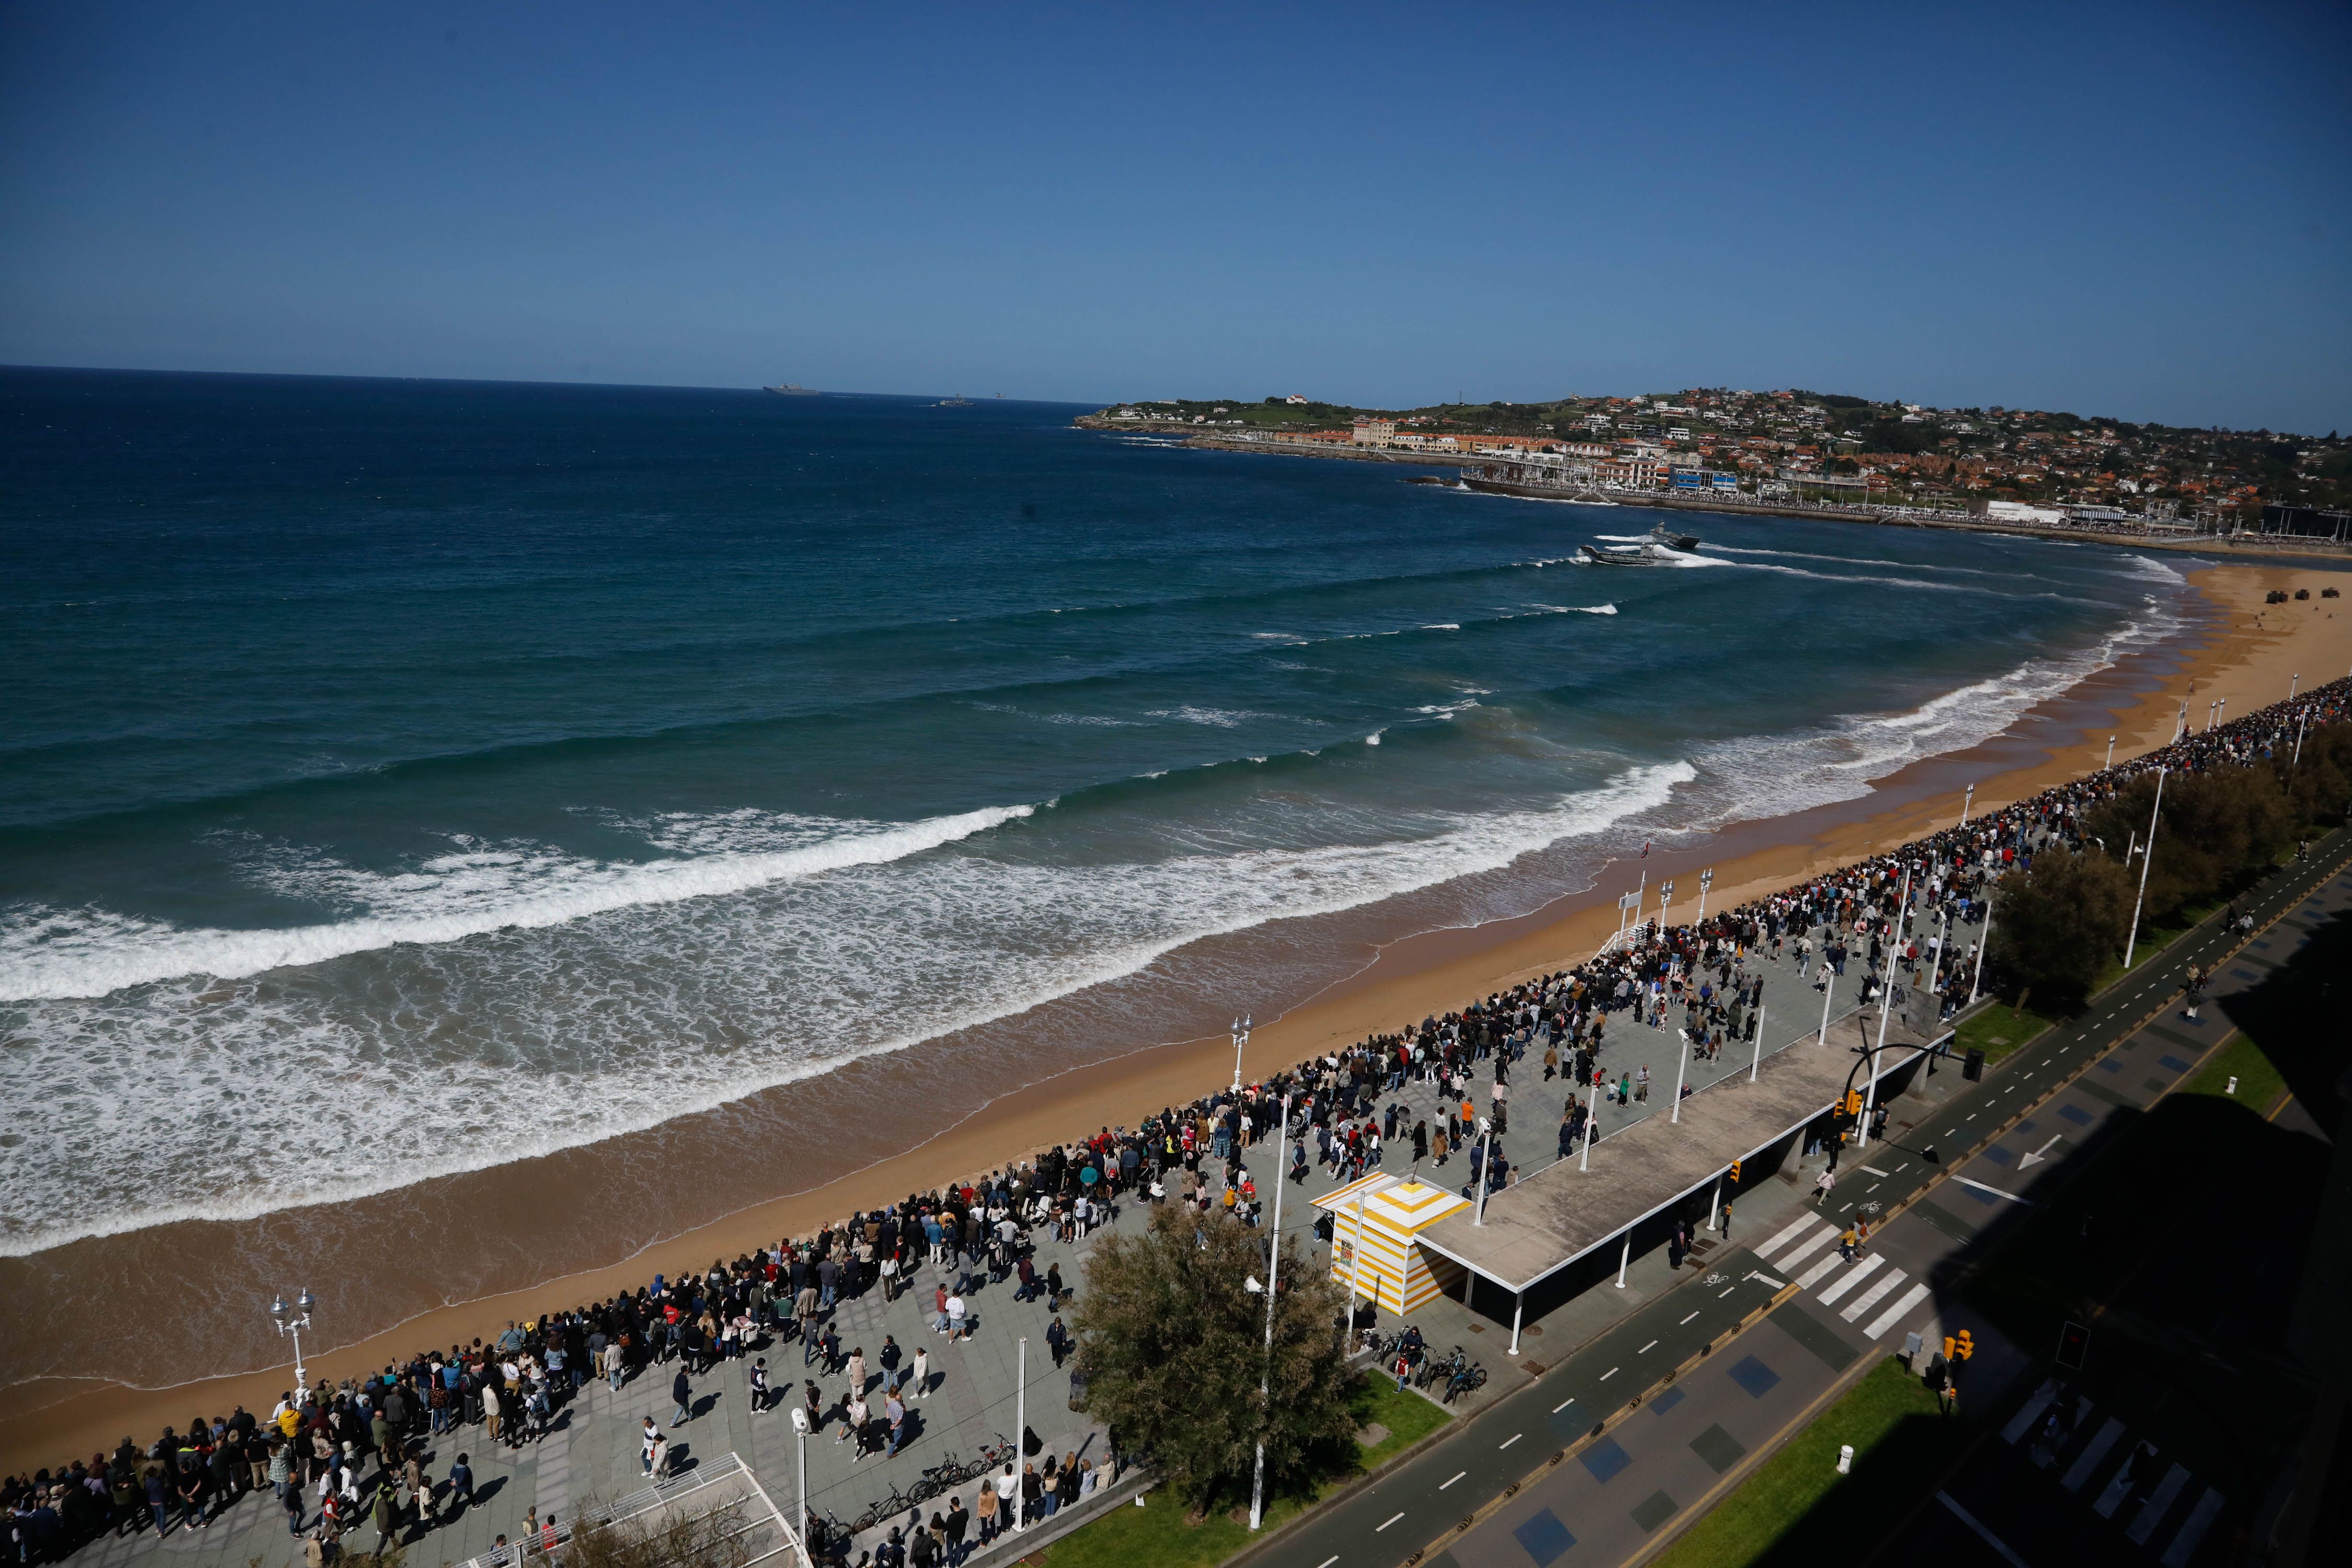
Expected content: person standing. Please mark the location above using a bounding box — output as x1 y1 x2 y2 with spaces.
749 1357 770 1414
909 1346 931 1400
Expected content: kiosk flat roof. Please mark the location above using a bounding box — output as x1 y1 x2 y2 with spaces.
1418 1007 1941 1292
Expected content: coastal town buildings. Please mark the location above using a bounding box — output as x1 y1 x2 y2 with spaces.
1094 387 2352 537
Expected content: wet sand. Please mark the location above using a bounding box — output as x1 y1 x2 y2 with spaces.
5 558 2348 1478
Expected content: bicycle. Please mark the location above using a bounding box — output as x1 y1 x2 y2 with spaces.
1443 1360 1487 1404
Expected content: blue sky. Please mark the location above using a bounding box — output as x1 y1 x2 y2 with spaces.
3 2 2347 431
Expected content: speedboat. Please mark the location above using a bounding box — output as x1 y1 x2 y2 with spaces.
1649 523 1700 550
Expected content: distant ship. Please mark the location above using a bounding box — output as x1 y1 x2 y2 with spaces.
935 394 973 407
763 384 818 396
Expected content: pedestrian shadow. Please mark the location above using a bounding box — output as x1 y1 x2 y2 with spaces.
690 1392 722 1420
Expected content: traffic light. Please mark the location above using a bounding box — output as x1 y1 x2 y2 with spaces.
1942 1335 1957 1363
1729 1159 1744 1184
1954 1330 1974 1362
1845 1090 1863 1117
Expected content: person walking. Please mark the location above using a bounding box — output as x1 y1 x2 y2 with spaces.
1813 1165 1837 1205
909 1346 931 1400
671 1366 693 1427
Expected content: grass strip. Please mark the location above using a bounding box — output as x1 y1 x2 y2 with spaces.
1647 1356 1945 1568
2178 1031 2286 1110
1951 999 2057 1064
1034 1379 1450 1568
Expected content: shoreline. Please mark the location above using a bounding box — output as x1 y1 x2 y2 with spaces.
1083 421 2352 558
6 559 2350 1477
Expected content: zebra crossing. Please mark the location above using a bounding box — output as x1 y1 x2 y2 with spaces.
1744 1213 1933 1341
1999 1378 2226 1564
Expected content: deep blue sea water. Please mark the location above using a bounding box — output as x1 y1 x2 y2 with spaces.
0 367 2189 1253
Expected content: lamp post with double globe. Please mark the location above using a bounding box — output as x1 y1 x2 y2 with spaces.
269 1289 316 1391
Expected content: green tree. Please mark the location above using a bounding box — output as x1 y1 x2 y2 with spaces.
1071 1203 1354 1511
1988 844 2132 1011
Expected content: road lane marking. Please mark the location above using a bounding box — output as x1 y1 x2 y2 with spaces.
1863 1282 1933 1339
1601 1366 1619 1380
1794 1254 1844 1290
1817 1254 1885 1306
1839 1266 1909 1323
1680 1310 1700 1324
1376 1512 1405 1532
1440 1471 1466 1489
1953 1175 2031 1204
1500 1433 1522 1449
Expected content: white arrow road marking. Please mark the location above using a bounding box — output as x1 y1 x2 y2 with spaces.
2017 1134 2062 1169
1953 1176 2032 1204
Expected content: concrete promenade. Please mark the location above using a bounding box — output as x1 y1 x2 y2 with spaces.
29 915 1953 1568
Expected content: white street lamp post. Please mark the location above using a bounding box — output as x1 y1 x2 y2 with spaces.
1230 1016 1251 1096
1697 868 1714 928
269 1289 315 1391
1473 1119 1494 1225
1013 1338 1028 1534
2123 768 2167 968
1749 1001 1766 1083
1857 867 1911 1151
1248 1093 1292 1532
2105 734 2116 770
1969 892 1993 1006
1959 783 1975 827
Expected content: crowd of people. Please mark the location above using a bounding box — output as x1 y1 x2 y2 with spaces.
8 675 2346 1568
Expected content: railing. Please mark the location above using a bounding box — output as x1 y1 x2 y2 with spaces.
449 1452 810 1568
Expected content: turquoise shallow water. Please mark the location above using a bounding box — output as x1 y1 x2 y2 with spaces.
0 367 2190 1254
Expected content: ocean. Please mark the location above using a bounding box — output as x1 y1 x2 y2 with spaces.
1 367 2187 1287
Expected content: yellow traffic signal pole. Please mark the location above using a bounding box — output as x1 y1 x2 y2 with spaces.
1856 864 1912 1151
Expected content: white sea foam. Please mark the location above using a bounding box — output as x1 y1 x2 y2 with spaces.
0 764 1690 1254
1685 594 2185 828
0 804 1034 1003
1147 706 1290 728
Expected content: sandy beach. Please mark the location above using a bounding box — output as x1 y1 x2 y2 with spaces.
5 556 2348 1480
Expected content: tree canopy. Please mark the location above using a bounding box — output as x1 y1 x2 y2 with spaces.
1071 1203 1355 1510
1988 844 2131 1011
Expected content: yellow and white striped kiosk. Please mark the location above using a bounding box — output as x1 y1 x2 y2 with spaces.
1313 1172 1471 1315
